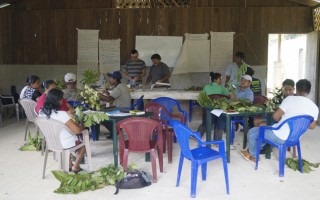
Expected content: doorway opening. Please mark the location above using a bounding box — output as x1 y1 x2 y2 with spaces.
267 34 306 97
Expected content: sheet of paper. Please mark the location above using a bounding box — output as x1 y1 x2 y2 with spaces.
99 39 121 73
211 109 224 117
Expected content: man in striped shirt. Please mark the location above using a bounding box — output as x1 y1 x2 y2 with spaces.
122 49 146 87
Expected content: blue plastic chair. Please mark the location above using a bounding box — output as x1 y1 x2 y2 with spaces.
152 97 187 124
188 100 200 122
230 95 267 144
255 115 313 177
168 120 230 198
130 95 144 110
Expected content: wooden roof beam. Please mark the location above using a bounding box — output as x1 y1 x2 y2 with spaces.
287 0 320 7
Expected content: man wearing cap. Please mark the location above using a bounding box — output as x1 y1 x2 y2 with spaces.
236 75 254 102
99 71 131 108
62 73 79 101
99 71 131 139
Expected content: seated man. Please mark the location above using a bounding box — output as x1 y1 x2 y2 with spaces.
240 79 318 162
62 73 79 101
245 67 262 95
99 71 131 139
213 75 254 140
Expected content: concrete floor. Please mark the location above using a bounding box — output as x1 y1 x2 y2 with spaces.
0 115 319 200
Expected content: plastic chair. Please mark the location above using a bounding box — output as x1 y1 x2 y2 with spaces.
253 94 267 105
145 102 185 163
255 115 313 177
151 97 187 124
34 117 92 179
168 120 229 198
19 98 39 141
130 95 144 110
116 117 163 182
0 94 19 127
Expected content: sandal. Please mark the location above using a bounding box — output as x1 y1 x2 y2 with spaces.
71 167 84 174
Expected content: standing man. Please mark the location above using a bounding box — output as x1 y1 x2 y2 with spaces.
225 52 249 92
122 49 146 88
240 79 319 162
145 53 171 86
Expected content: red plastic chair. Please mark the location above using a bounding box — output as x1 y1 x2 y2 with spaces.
116 117 164 182
253 94 267 105
145 102 184 163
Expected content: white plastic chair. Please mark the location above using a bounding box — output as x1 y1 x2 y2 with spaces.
0 95 19 127
19 98 38 141
34 117 92 179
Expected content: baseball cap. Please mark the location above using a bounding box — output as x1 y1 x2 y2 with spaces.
242 75 252 82
64 73 77 83
107 71 122 80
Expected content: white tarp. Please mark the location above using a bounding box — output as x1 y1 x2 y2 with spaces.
172 33 210 74
135 36 183 67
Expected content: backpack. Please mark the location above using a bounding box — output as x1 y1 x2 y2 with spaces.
114 170 152 194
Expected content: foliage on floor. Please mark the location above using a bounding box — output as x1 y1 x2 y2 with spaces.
52 164 136 194
19 131 42 151
286 158 320 173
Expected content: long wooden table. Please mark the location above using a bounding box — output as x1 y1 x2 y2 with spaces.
205 108 273 163
130 89 199 100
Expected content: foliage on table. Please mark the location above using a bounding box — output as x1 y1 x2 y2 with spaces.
19 131 42 151
79 84 101 111
74 107 109 128
286 158 319 173
52 164 137 194
265 88 283 112
197 92 264 112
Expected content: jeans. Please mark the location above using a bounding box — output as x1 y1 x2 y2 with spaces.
248 127 285 157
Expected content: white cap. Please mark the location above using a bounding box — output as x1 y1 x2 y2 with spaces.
64 73 76 83
242 75 252 82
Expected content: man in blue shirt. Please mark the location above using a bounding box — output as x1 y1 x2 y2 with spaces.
236 75 254 102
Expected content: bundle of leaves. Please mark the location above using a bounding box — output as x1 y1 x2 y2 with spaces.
52 164 137 194
197 92 265 112
79 84 101 111
286 158 320 173
55 79 66 90
74 107 109 128
80 69 100 86
19 131 42 151
265 88 283 112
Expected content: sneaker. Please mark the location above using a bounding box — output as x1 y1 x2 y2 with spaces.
250 156 261 163
240 150 251 161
